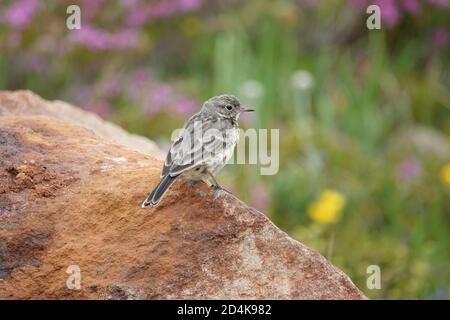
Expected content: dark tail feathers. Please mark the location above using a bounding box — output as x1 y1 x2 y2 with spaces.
142 175 178 207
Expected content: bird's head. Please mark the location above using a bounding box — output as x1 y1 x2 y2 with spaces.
202 94 254 119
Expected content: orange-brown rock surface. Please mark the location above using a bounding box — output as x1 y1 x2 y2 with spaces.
0 91 366 299
0 90 163 158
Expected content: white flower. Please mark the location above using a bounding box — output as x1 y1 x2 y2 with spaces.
290 70 314 90
241 79 264 100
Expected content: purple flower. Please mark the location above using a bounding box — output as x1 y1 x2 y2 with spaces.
378 0 401 27
123 68 199 117
68 25 138 50
132 68 153 86
400 0 421 14
148 84 173 108
155 84 173 98
397 158 422 182
68 26 109 50
431 27 450 48
172 98 198 115
1 0 39 29
151 1 173 17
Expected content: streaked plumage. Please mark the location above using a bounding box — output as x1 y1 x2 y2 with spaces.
142 94 253 207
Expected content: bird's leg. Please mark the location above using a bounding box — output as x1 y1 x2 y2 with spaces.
206 171 234 195
206 171 220 188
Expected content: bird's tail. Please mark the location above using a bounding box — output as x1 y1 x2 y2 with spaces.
141 175 178 207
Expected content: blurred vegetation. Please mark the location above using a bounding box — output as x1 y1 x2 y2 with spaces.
1 0 449 299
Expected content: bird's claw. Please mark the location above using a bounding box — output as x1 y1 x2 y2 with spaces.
212 185 234 196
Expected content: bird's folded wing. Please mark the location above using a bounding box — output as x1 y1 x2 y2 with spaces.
164 117 228 176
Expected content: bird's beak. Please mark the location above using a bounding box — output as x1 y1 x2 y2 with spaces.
240 105 255 112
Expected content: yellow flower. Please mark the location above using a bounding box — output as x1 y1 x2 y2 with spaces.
308 189 346 224
441 163 450 186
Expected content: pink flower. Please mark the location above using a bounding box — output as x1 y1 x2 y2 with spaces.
173 98 198 115
68 26 109 50
1 0 39 29
400 0 421 14
149 84 173 108
123 68 199 117
397 158 422 182
431 28 450 48
378 0 401 27
132 68 153 87
68 25 138 50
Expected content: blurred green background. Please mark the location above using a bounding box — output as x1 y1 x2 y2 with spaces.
1 0 449 299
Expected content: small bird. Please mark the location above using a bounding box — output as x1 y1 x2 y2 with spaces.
142 94 254 207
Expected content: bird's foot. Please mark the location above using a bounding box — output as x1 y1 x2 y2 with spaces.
212 185 234 196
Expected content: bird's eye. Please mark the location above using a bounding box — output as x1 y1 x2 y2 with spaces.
226 105 233 110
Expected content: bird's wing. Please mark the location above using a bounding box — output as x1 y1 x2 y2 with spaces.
163 114 228 176
161 113 199 177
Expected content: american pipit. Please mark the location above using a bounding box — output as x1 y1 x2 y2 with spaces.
142 94 254 207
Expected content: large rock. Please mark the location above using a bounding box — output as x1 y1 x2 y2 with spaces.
0 91 366 299
0 90 163 159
